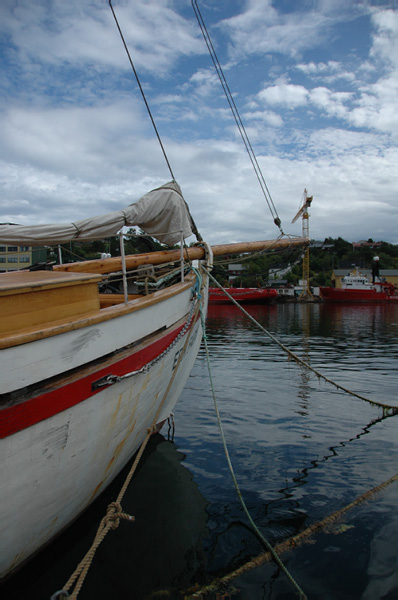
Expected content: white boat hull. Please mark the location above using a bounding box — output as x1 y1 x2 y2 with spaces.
1 284 194 395
0 274 206 579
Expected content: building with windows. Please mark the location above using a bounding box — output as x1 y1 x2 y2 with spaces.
0 245 47 272
226 263 245 283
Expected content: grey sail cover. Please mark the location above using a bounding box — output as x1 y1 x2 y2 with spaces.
0 181 193 246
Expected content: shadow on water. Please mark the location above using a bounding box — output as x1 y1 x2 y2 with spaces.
280 410 397 499
1 434 209 600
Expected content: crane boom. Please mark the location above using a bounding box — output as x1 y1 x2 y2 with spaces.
292 189 313 300
292 189 312 224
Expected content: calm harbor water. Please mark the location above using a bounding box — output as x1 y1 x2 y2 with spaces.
2 302 398 599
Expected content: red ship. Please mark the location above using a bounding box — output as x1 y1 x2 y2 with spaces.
320 270 398 303
209 287 278 304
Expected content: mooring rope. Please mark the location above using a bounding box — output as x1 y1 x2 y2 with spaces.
204 268 398 413
51 281 204 600
184 473 398 598
192 269 307 600
186 272 397 597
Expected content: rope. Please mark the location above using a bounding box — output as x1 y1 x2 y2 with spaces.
194 270 307 600
54 277 205 599
184 473 398 598
109 0 175 181
183 270 397 599
108 4 203 244
192 0 283 234
55 503 134 599
213 234 303 268
213 232 285 267
204 268 398 413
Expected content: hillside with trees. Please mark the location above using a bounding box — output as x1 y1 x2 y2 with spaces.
51 234 398 290
212 238 398 288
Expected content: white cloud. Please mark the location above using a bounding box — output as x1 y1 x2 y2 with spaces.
251 6 398 140
296 61 341 75
296 61 356 84
245 110 283 128
309 87 352 119
220 0 327 59
2 101 152 178
344 10 398 135
370 9 398 69
258 83 308 108
187 68 220 97
0 0 204 76
0 0 397 247
220 0 364 61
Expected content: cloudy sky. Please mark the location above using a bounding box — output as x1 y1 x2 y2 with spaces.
1 0 397 246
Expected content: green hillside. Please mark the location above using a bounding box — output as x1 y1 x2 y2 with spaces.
212 238 398 288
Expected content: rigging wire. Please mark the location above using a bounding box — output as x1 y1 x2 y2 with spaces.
109 0 175 181
192 0 283 234
109 1 203 242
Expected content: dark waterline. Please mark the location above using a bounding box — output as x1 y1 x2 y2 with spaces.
2 302 398 599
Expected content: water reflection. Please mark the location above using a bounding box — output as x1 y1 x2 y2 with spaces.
3 303 398 599
177 302 398 598
207 302 398 404
319 302 398 340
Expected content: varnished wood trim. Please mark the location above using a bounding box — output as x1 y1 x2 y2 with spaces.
0 271 102 296
53 237 309 274
0 273 196 350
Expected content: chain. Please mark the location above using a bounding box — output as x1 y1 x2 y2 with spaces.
96 292 199 388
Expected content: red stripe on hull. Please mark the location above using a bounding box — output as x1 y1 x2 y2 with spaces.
0 321 186 439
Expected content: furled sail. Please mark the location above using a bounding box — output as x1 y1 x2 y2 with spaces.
0 181 193 246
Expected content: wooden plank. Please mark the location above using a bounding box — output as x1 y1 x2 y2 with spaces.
0 282 101 335
0 273 197 349
99 293 142 308
0 271 102 296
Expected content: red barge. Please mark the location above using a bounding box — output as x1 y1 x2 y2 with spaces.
209 287 278 305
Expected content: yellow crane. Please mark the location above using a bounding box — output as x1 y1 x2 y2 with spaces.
292 189 313 300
